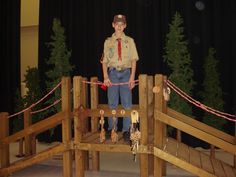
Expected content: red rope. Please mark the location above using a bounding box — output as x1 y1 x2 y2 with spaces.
31 99 61 114
166 80 236 122
7 82 62 119
82 80 139 86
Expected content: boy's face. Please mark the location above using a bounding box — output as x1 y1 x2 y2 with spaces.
112 22 126 34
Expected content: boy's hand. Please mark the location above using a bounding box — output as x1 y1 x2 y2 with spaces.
104 78 112 87
129 78 135 89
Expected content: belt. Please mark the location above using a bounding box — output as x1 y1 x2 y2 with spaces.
109 67 129 72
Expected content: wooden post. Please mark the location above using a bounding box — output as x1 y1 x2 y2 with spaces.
210 145 215 158
90 77 99 171
73 76 85 177
24 109 33 156
61 77 73 177
147 75 154 175
234 113 236 168
139 75 149 177
154 74 167 177
82 77 89 170
0 112 9 168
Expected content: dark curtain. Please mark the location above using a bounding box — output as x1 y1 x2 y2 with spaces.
0 1 20 113
38 0 236 139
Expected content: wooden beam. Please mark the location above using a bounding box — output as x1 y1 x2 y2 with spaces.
153 147 216 177
0 144 65 176
156 111 236 155
0 111 66 145
167 108 235 144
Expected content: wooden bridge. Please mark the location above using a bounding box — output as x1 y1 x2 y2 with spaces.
0 74 236 177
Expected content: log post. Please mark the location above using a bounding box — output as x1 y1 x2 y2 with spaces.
147 75 154 175
61 77 73 177
139 74 149 177
0 112 9 168
82 77 89 170
154 74 167 177
234 112 236 168
24 109 33 156
73 76 85 177
90 77 99 171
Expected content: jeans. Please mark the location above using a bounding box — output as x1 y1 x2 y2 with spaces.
107 68 132 132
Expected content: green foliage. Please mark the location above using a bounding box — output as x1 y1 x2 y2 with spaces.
44 18 74 137
13 67 43 133
163 12 195 133
13 89 25 133
201 48 226 131
164 12 195 115
45 18 74 113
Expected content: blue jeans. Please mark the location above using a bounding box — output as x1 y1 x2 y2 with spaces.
107 68 132 132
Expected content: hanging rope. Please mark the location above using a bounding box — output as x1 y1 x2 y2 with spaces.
31 99 61 114
7 82 62 119
82 80 139 86
165 80 236 122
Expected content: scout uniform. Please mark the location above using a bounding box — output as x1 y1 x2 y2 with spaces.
102 14 139 141
103 32 139 71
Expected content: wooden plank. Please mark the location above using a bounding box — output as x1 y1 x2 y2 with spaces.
164 138 177 156
153 147 216 177
1 111 66 144
177 141 189 163
82 132 100 143
98 104 139 110
87 108 143 118
200 152 214 174
75 143 151 154
211 158 226 177
0 144 65 176
155 111 236 155
222 162 236 177
189 148 201 168
167 108 235 144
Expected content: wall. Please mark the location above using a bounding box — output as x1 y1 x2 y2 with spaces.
21 0 39 95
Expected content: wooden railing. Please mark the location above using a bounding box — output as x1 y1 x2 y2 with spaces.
1 74 235 177
0 77 72 177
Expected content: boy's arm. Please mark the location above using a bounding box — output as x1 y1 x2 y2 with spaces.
129 60 137 89
102 62 111 86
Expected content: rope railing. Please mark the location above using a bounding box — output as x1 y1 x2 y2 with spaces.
82 80 139 86
31 99 61 114
7 82 62 119
165 79 236 122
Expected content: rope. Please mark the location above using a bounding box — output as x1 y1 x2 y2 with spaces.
31 99 61 114
165 80 236 122
82 80 139 86
7 82 62 119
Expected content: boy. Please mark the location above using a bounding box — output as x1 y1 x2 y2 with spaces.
102 14 139 142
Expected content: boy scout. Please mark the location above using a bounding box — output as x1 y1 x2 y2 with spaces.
102 14 139 142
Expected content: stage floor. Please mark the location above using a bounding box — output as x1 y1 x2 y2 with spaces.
6 141 234 177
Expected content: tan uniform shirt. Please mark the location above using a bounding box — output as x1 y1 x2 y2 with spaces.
103 33 139 69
